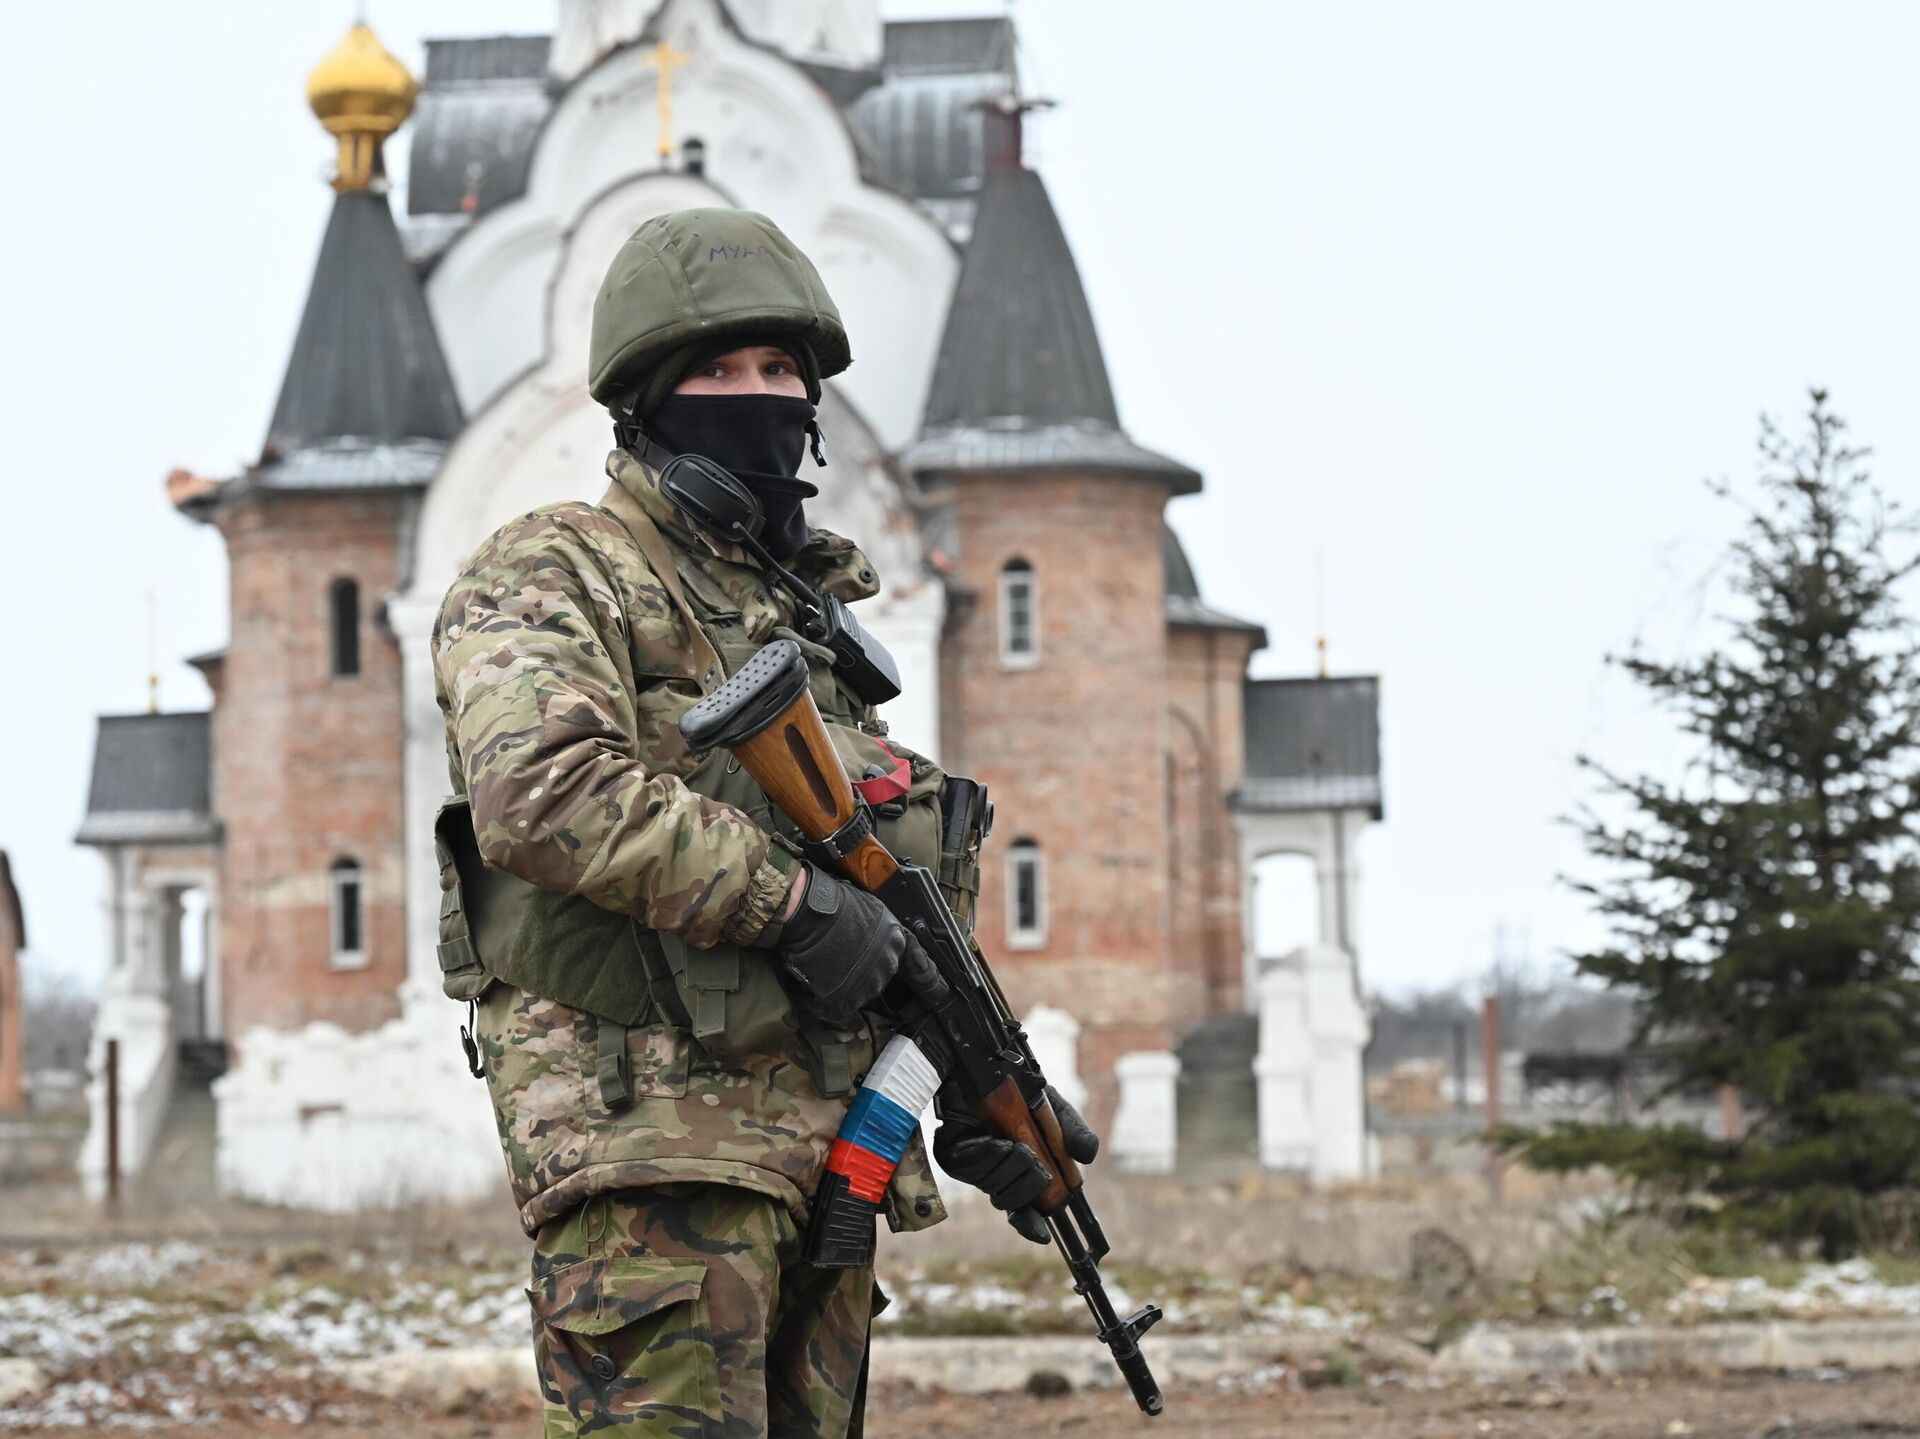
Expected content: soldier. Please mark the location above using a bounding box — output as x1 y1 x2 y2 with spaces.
431 208 1096 1438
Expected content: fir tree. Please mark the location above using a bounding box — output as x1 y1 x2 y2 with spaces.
1513 392 1920 1256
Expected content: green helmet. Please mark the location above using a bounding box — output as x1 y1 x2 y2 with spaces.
587 207 851 412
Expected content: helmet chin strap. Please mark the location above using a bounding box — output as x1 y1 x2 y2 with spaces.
619 424 678 475
611 390 680 476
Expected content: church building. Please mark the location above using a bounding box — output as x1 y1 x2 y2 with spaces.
76 0 1382 1206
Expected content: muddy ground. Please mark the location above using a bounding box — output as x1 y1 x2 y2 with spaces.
37 1369 1917 1438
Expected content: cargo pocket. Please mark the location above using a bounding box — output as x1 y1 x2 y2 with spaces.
528 1255 717 1432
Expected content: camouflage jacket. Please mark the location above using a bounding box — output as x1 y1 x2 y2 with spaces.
432 448 946 1237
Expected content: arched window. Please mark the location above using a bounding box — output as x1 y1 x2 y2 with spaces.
1006 838 1047 949
329 857 366 969
329 578 361 677
1252 852 1321 960
998 558 1038 667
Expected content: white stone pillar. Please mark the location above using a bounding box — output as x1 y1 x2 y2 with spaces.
1022 1004 1084 1112
1109 1052 1181 1173
390 593 451 994
1306 815 1338 952
1347 811 1368 957
1238 833 1261 1015
124 879 164 999
1256 944 1371 1183
1254 960 1314 1171
78 992 174 1199
1301 944 1371 1182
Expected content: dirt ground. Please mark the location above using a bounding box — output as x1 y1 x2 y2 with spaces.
67 1370 1920 1439
877 1373 1920 1439
8 1177 1920 1436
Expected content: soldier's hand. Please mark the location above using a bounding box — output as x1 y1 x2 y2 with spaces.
1047 1085 1100 1165
771 865 929 1022
933 1086 1055 1245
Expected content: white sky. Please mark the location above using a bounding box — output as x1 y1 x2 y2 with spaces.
3 1 1917 998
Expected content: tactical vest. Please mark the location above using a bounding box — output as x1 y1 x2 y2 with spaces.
433 492 955 1113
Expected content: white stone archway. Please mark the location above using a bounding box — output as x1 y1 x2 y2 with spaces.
1232 807 1374 1184
1233 808 1369 1009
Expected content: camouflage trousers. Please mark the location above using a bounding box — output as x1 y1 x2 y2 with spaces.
529 1184 880 1439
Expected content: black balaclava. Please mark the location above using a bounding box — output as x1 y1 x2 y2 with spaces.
639 338 823 561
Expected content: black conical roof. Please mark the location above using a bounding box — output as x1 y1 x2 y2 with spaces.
921 166 1117 430
907 163 1198 490
258 189 461 486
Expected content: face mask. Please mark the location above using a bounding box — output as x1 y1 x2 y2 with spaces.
645 394 819 560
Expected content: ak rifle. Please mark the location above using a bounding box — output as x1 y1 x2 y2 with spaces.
678 639 1165 1417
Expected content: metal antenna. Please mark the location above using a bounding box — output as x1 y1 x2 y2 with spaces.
146 588 160 714
1314 547 1329 678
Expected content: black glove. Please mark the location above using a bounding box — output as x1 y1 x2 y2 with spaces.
772 865 937 1023
933 1084 1100 1245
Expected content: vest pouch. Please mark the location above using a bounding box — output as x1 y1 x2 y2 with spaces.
647 930 871 1096
654 930 737 1044
588 1015 692 1114
800 1020 866 1098
653 929 801 1060
433 800 495 1003
768 627 858 728
435 797 658 1027
825 727 947 878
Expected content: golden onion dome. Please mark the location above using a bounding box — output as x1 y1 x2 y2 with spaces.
306 24 418 190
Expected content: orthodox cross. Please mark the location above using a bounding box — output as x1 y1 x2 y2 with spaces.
641 40 691 164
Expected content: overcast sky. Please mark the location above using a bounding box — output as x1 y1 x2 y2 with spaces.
4 1 1918 999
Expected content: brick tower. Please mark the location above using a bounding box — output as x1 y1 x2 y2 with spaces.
909 106 1264 1126
175 26 462 1041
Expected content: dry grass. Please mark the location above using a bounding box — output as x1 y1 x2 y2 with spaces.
0 1181 525 1250
10 1166 1912 1342
903 1169 1582 1281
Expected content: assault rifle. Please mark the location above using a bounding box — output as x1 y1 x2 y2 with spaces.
679 639 1165 1417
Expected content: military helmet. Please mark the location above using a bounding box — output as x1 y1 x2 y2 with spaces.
588 207 851 411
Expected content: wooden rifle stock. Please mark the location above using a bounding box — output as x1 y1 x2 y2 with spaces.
719 673 1083 1212
730 680 898 891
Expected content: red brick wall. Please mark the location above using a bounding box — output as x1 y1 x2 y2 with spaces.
211 492 408 1038
938 471 1182 1129
1166 625 1261 1012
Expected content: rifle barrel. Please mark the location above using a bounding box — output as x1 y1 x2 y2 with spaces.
1051 1194 1165 1416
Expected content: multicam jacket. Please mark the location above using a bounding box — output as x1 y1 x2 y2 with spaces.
432 448 946 1237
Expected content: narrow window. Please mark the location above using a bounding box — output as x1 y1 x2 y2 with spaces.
329 578 361 677
1006 838 1046 949
998 558 1038 667
330 858 366 969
